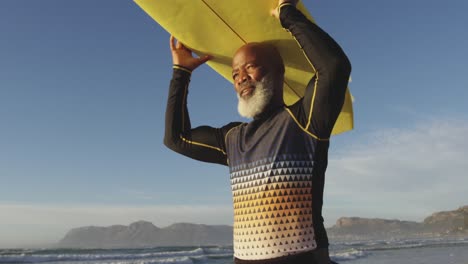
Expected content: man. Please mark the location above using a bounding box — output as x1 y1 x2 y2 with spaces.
164 0 351 263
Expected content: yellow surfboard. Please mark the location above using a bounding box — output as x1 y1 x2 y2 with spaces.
134 0 354 135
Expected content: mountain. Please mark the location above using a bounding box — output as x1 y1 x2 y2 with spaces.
328 206 468 239
58 206 467 248
423 205 468 234
59 221 232 248
328 217 424 237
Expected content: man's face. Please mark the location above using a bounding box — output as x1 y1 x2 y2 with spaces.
232 44 285 118
231 45 268 99
232 43 284 118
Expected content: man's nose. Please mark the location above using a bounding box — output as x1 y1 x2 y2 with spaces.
236 70 250 86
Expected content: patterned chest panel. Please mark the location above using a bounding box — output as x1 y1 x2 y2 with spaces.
230 153 317 260
226 110 319 260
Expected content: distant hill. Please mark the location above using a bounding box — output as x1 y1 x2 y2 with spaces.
328 206 468 240
423 205 468 234
58 206 467 248
328 217 424 238
59 221 232 248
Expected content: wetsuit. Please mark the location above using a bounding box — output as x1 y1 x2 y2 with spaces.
164 3 351 264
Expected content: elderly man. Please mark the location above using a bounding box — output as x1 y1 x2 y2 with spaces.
164 0 350 263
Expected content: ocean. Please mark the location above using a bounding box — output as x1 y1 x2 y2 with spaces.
1 237 467 264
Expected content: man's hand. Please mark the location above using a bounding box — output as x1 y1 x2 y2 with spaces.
271 0 299 18
170 36 212 71
278 0 299 6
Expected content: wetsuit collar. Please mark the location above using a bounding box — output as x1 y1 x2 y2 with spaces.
253 103 286 121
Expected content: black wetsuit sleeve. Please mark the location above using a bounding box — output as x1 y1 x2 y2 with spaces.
280 4 351 139
164 67 240 166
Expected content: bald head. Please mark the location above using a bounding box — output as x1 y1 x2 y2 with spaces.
232 42 285 76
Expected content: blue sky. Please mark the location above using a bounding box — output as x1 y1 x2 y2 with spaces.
1 0 467 247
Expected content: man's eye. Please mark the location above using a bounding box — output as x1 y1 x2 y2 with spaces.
232 73 238 80
247 65 259 72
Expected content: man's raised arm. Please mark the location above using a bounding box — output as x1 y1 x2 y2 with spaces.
277 1 351 139
164 36 236 165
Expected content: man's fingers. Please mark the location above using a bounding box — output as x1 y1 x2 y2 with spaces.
273 0 299 18
170 36 211 70
189 55 212 70
170 35 186 50
169 35 176 51
203 55 213 63
198 55 213 65
271 8 279 18
279 0 299 5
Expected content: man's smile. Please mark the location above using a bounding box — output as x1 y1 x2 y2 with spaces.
240 87 254 97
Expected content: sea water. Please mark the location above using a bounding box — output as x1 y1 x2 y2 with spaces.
330 237 468 264
1 237 467 264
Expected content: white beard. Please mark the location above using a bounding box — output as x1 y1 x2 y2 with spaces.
237 75 275 119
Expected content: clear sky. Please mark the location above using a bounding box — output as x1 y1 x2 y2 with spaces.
1 0 467 248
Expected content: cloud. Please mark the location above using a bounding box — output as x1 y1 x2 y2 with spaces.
323 117 468 225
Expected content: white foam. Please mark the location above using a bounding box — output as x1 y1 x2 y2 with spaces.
107 256 194 264
203 247 233 254
331 249 368 261
0 248 206 263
